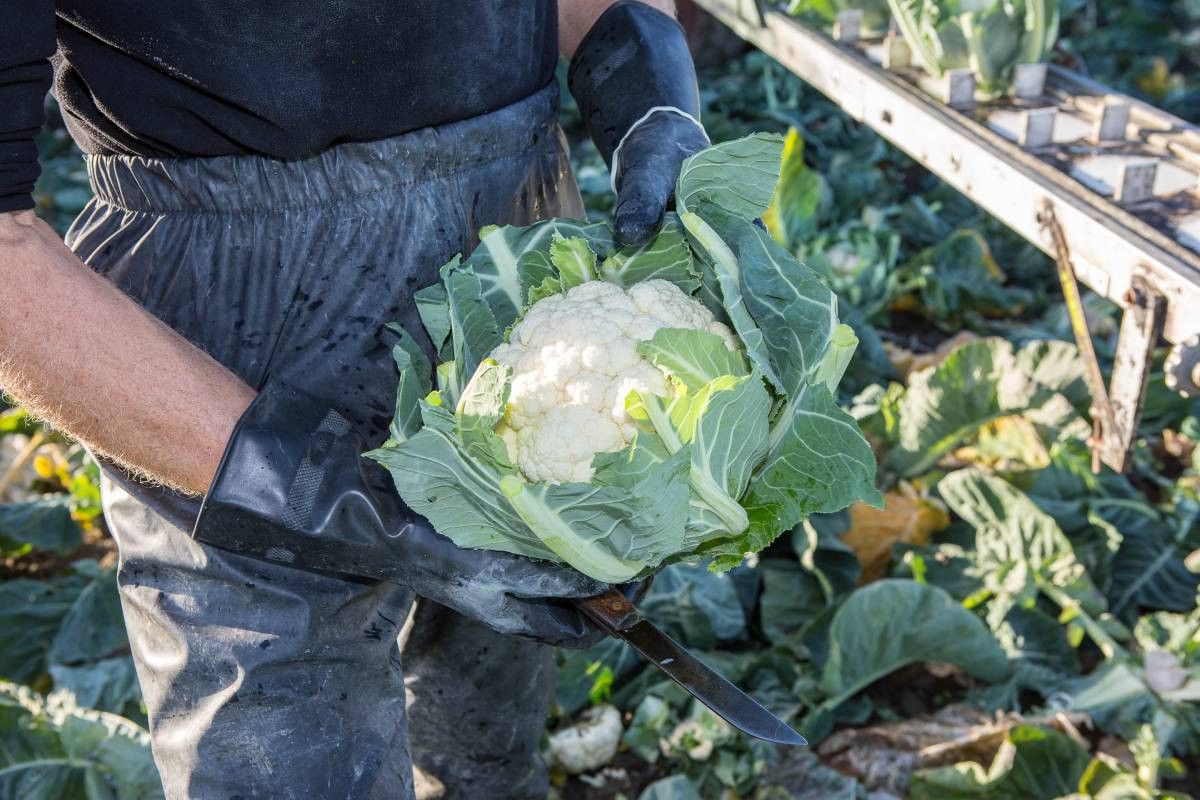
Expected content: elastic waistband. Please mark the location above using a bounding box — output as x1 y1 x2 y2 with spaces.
85 83 560 214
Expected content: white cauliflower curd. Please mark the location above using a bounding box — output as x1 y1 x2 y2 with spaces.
490 279 736 484
547 704 624 775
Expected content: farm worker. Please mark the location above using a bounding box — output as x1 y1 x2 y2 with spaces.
0 1 709 797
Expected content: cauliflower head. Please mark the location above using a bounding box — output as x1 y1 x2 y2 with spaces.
547 704 623 775
491 279 736 484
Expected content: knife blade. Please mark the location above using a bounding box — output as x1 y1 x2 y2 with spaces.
575 589 807 746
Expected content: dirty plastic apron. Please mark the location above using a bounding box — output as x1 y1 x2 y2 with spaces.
64 82 584 800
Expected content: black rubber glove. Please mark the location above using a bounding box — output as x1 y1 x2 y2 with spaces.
193 381 608 648
569 1 711 247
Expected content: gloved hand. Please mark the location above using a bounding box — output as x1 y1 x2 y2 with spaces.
569 1 711 247
192 381 607 648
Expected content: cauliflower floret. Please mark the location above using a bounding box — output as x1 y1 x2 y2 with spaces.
511 406 624 484
563 373 610 411
629 280 715 329
494 279 736 484
607 362 670 424
504 372 562 430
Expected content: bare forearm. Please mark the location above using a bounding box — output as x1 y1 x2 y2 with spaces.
559 0 676 57
0 210 254 495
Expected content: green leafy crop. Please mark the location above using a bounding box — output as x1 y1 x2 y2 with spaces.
886 0 1061 94
368 135 882 582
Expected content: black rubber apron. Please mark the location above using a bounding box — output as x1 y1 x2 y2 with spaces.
64 83 584 800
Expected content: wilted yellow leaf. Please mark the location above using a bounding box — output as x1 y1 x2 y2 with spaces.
763 128 807 245
842 491 951 582
956 229 1005 280
817 704 1092 796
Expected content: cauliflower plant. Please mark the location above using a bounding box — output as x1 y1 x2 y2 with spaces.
491 279 736 484
370 134 883 582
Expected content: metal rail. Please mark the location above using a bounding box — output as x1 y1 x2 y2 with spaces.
691 0 1200 349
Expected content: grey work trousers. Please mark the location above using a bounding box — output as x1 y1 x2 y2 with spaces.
64 83 584 800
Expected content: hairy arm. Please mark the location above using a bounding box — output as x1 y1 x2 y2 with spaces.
559 0 676 56
0 210 255 494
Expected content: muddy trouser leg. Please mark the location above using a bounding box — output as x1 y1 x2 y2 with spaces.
65 83 584 800
401 601 558 800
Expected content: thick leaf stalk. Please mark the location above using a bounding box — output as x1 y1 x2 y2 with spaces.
641 394 750 537
499 475 643 583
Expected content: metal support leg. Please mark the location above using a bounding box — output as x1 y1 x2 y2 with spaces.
1101 278 1167 472
1039 201 1167 473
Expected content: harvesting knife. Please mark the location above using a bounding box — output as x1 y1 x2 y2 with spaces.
575 590 808 746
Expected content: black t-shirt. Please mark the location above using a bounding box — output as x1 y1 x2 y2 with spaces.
1 1 559 212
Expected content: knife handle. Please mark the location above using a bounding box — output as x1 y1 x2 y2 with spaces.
575 589 642 633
